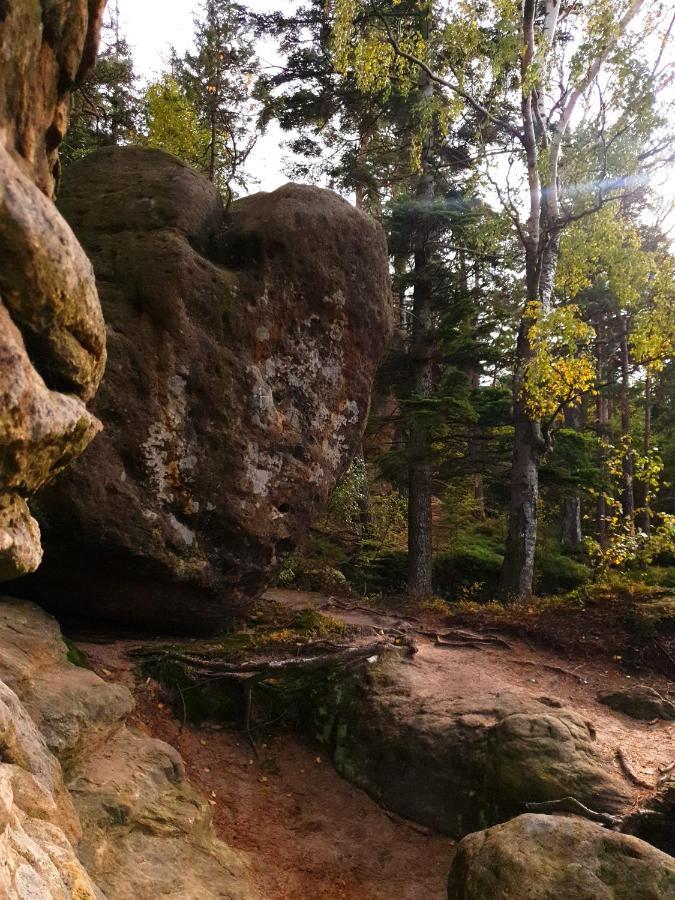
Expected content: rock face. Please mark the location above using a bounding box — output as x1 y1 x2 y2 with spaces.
312 653 630 837
0 0 107 580
446 813 675 899
598 685 675 721
22 146 391 631
0 596 258 899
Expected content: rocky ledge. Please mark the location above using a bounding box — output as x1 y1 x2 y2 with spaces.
0 596 257 899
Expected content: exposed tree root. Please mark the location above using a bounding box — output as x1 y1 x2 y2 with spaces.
508 658 588 683
320 600 422 624
616 748 655 790
525 797 622 828
132 639 397 676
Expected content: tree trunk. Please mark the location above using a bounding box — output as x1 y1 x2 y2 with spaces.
354 443 372 537
406 70 435 601
560 405 583 549
635 373 652 534
208 110 217 183
594 314 609 547
498 383 543 601
619 317 635 533
560 496 582 548
498 242 546 602
466 367 485 518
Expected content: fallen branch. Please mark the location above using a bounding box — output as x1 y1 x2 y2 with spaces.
616 748 655 790
508 658 588 683
525 797 622 828
658 761 675 783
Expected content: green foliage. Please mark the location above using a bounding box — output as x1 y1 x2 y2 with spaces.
534 549 590 595
143 76 211 171
171 0 259 197
61 2 140 166
329 457 368 530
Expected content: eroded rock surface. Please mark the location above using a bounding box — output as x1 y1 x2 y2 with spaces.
598 684 675 721
0 0 107 580
23 146 391 631
0 597 258 899
312 652 630 837
446 813 675 899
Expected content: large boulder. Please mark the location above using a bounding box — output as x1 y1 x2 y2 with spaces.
311 653 630 837
0 0 106 580
21 146 391 631
598 685 675 721
446 813 675 899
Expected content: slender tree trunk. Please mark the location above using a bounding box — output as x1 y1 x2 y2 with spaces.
635 374 652 534
560 406 583 549
354 127 370 211
560 497 582 548
594 315 609 546
209 109 217 183
498 327 545 602
619 316 635 533
407 69 435 601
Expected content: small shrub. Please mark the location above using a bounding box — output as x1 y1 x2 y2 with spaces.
535 550 590 594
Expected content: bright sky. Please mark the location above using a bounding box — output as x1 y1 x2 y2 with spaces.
116 0 296 193
117 0 674 227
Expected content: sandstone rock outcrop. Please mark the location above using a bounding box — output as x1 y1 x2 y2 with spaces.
0 0 107 580
446 813 675 899
598 684 675 721
0 596 258 899
22 146 391 631
311 652 630 837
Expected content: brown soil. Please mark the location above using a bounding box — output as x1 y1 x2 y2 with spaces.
75 632 452 900
450 591 675 680
72 587 675 899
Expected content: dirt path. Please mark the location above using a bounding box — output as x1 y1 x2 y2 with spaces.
76 634 453 900
73 588 675 898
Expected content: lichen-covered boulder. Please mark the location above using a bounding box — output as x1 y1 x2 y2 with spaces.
20 146 391 631
0 0 106 580
446 814 675 899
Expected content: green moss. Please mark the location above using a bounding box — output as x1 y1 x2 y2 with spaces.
63 638 90 668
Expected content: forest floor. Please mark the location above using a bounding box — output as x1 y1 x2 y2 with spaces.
72 587 675 900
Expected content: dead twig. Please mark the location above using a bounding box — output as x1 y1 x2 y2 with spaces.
657 761 675 783
383 809 432 836
616 748 654 790
525 797 622 828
